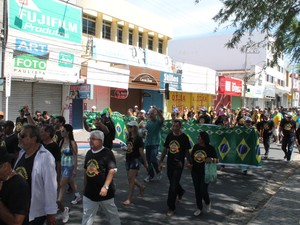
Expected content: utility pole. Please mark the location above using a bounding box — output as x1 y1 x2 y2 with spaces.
242 38 260 107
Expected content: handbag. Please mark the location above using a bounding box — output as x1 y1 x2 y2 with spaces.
204 163 217 184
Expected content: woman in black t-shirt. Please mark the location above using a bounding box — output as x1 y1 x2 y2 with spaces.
122 121 148 206
190 131 218 216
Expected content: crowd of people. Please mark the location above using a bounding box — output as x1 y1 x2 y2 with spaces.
0 104 299 225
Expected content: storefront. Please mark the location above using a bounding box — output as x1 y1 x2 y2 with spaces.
168 62 217 116
3 0 83 121
110 66 162 114
214 76 242 111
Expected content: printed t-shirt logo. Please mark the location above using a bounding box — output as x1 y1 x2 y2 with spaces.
284 123 292 131
263 123 270 130
193 150 207 163
16 167 28 180
86 159 100 177
169 140 180 154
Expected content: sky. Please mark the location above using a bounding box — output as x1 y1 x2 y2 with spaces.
127 0 226 39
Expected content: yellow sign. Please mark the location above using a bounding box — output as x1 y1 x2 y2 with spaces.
167 92 212 113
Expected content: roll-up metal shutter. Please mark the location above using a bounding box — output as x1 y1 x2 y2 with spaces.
2 81 33 122
33 83 62 116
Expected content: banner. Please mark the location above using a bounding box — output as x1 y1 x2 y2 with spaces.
161 120 261 168
84 110 261 167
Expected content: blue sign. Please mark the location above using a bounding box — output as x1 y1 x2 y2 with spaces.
160 72 182 91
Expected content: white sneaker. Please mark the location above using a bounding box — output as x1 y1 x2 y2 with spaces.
71 195 82 205
62 207 70 223
193 209 202 216
206 202 211 213
144 175 152 183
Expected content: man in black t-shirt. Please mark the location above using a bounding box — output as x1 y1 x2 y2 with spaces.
197 107 211 124
82 130 120 225
15 106 28 133
0 148 30 225
3 121 20 163
159 119 191 217
260 113 275 159
279 112 296 161
83 113 116 150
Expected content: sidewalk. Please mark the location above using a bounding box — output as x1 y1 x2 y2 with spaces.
247 155 300 225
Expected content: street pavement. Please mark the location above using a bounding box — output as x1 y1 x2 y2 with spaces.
56 129 300 225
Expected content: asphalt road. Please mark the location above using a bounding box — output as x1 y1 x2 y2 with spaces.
57 142 300 225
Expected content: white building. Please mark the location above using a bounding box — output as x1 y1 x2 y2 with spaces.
168 32 294 109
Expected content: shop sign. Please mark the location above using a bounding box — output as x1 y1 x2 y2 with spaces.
69 84 90 99
8 0 82 44
160 72 182 91
132 73 157 85
218 76 242 96
111 88 129 99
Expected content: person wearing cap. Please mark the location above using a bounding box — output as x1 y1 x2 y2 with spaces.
279 112 296 161
122 121 148 206
144 106 164 182
197 107 211 124
15 106 28 133
0 147 30 225
215 111 229 127
14 125 57 225
3 120 20 164
159 119 191 217
82 130 121 225
260 113 275 159
243 116 252 127
133 105 139 117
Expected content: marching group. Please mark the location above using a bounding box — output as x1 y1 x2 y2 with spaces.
0 104 299 225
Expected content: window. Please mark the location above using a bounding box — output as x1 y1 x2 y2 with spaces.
102 20 111 40
148 35 153 50
82 15 96 36
129 29 133 45
158 39 163 53
271 76 274 83
266 74 270 82
138 32 143 48
117 25 123 43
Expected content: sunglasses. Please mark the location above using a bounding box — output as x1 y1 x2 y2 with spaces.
128 126 133 128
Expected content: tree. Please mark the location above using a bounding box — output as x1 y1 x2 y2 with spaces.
195 0 300 64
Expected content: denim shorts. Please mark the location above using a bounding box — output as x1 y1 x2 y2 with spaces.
125 158 140 171
61 166 74 177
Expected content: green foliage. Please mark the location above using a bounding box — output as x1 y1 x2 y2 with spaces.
196 0 300 64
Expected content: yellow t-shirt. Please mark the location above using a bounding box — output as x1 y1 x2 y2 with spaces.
273 114 281 127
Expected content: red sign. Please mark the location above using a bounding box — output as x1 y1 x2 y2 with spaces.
218 76 242 96
112 89 129 99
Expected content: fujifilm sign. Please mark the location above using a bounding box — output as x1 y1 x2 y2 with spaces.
8 0 82 44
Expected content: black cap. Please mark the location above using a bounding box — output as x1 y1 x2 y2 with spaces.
3 120 14 128
0 149 12 165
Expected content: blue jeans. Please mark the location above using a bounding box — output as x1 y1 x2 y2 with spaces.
191 170 210 210
282 136 294 161
167 166 184 211
145 145 160 178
